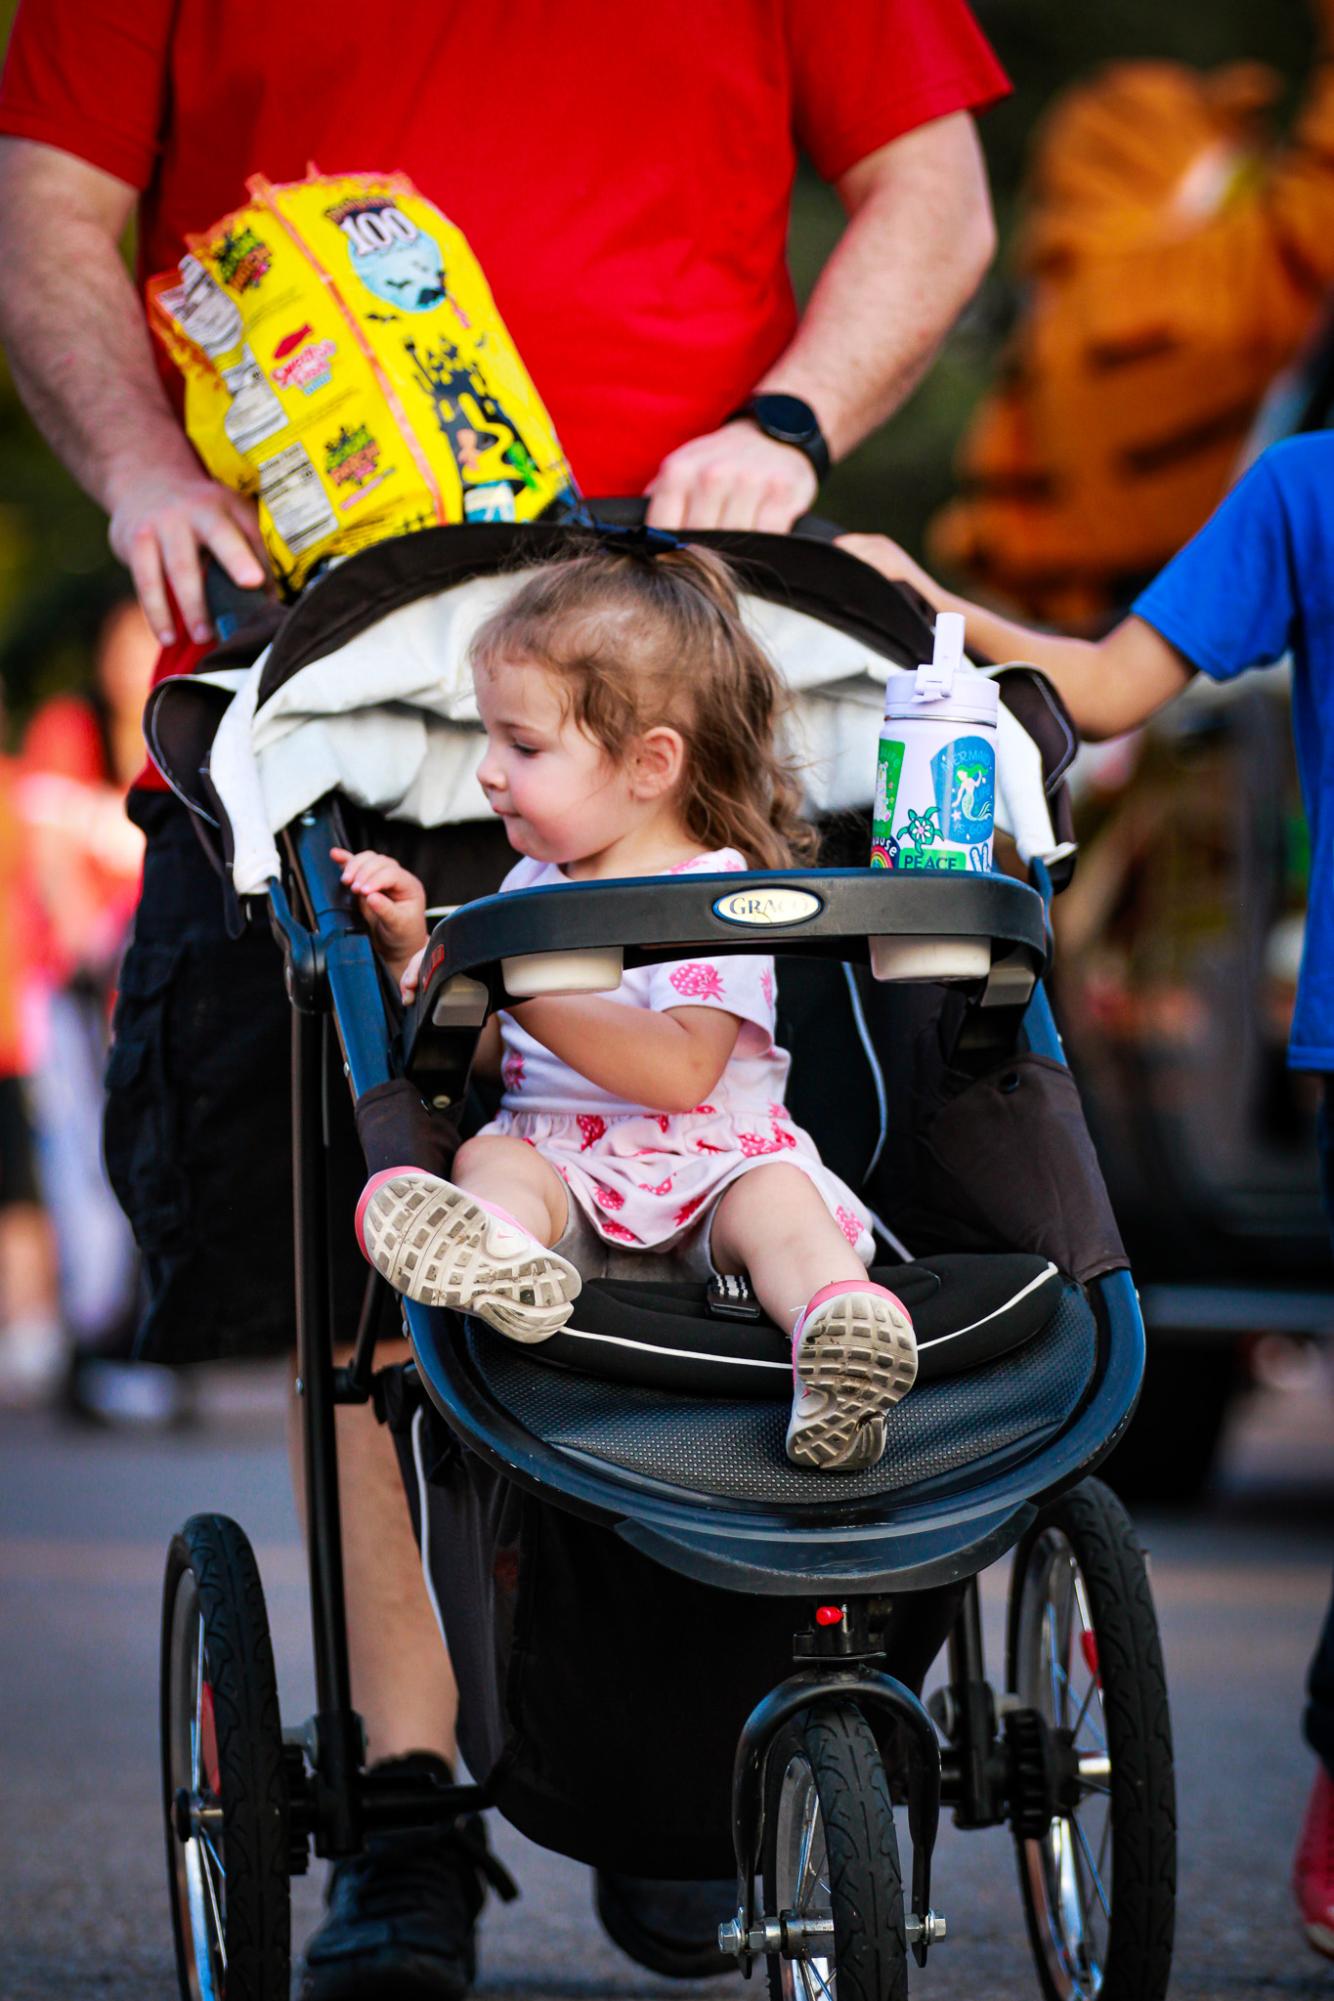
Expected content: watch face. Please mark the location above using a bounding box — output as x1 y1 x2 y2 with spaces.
752 393 818 444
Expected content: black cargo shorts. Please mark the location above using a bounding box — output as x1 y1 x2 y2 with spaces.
104 791 369 1362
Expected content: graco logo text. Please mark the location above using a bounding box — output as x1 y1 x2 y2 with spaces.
713 887 823 928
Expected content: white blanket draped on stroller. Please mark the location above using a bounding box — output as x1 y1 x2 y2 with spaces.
185 569 1073 898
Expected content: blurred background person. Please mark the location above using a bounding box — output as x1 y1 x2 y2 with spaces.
0 695 62 1405
7 593 171 1418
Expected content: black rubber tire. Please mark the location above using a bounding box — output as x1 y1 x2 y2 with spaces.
1007 1478 1176 2001
761 1701 907 2001
161 1513 291 2000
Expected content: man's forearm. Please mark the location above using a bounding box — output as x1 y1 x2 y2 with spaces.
0 199 195 514
761 114 996 459
0 142 266 641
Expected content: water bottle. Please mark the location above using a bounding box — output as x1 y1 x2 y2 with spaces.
871 612 999 875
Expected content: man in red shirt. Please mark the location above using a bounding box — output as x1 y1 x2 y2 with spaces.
0 6 1006 1993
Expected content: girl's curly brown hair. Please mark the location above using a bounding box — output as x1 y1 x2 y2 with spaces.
468 541 816 869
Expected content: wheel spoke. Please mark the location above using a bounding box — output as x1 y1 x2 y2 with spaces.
1073 1573 1096 1652
1074 1707 1108 1755
1069 1669 1099 1742
198 1838 228 1971
806 1957 834 2000
1073 1813 1112 1920
1057 1562 1078 1728
797 1805 818 1905
1096 1801 1113 1881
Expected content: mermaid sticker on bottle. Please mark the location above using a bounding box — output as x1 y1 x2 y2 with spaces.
931 734 995 847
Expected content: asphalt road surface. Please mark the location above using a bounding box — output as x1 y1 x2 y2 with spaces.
1 1357 1330 2001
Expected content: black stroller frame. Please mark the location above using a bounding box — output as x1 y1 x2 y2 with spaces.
157 523 1175 2001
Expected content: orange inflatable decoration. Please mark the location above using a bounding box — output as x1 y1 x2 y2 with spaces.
931 2 1334 624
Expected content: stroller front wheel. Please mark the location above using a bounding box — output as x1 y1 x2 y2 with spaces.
761 1700 907 2001
1007 1477 1176 2001
161 1514 291 2001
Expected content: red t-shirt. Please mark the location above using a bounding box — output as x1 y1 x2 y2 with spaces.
0 0 1007 780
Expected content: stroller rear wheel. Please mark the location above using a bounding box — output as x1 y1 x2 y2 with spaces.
761 1701 907 2001
161 1514 291 2001
1007 1478 1175 2001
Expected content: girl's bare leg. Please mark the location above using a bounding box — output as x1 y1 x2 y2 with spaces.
711 1163 916 1471
450 1133 568 1245
710 1163 867 1331
359 1135 578 1339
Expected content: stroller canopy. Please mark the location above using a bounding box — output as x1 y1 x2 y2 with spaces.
146 521 1078 897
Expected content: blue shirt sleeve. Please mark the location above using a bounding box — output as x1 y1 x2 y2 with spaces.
1132 454 1299 681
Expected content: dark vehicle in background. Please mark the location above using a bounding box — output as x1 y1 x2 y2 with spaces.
1057 333 1334 1501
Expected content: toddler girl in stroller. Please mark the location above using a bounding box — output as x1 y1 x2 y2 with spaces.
339 538 918 1470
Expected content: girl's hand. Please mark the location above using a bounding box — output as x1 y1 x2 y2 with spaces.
331 848 429 975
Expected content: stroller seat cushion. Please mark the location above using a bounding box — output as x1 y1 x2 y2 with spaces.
456 1267 1097 1507
523 1252 1064 1400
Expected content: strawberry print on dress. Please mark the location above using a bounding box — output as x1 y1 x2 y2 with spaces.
501 1050 525 1092
669 962 726 1002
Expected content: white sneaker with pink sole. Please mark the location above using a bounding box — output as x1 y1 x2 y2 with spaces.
786 1280 918 1471
356 1169 581 1342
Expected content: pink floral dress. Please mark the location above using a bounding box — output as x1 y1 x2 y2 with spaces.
478 850 875 1261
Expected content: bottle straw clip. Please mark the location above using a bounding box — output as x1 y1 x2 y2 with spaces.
914 610 965 700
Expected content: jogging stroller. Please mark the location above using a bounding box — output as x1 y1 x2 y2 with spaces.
149 513 1175 2001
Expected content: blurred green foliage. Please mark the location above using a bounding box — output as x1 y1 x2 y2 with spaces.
0 0 1316 728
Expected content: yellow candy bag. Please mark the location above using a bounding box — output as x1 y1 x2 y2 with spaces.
148 170 578 591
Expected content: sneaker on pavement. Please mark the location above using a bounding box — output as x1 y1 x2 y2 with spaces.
300 1756 517 2001
786 1280 917 1471
356 1169 580 1341
1294 1762 1334 1959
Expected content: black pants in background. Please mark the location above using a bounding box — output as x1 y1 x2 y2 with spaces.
1302 1079 1334 1776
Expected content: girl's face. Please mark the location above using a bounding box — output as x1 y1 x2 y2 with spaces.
474 656 642 866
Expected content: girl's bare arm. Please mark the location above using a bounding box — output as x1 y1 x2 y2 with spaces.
470 1016 503 1081
507 997 741 1114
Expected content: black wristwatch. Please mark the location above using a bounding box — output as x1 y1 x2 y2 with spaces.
724 393 830 484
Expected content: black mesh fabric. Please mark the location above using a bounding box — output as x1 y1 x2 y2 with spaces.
463 1281 1096 1504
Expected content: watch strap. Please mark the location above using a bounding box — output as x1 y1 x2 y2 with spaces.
725 394 830 484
